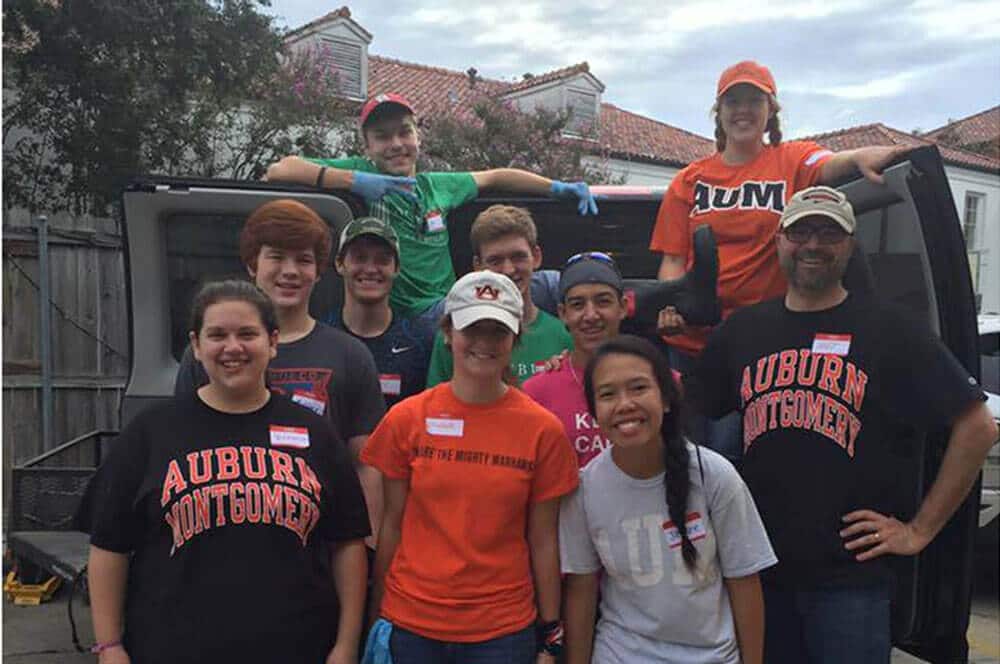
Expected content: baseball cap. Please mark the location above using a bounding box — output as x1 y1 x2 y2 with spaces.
358 93 415 128
717 61 776 98
780 186 856 234
445 271 523 334
337 216 400 258
559 252 624 301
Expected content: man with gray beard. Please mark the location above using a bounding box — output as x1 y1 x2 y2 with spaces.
687 186 996 664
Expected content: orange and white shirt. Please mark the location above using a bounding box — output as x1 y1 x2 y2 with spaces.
360 384 579 642
650 141 833 356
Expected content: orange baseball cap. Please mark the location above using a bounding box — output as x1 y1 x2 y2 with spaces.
717 61 776 98
358 93 415 128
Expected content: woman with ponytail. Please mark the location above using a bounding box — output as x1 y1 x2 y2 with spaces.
650 60 906 462
560 336 775 664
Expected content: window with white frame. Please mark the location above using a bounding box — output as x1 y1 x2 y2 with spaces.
565 89 597 136
963 191 984 250
319 36 364 100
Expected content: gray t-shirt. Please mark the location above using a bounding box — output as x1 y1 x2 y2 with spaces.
559 443 776 664
175 322 385 441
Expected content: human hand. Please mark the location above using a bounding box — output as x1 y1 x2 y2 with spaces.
656 306 687 336
536 653 557 664
544 349 570 373
325 642 358 664
263 156 315 184
853 145 909 185
98 645 131 664
550 180 599 216
840 509 933 561
350 171 418 203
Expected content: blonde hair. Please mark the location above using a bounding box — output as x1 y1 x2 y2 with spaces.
469 205 538 257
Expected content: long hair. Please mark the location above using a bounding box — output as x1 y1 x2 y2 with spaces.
583 335 698 570
712 95 783 153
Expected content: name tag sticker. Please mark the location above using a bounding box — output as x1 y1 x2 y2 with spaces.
426 417 464 437
380 374 402 396
662 512 708 549
811 333 852 356
425 211 445 233
270 425 310 449
532 360 546 375
291 390 326 415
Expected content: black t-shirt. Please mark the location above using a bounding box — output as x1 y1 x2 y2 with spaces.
175 322 386 441
85 394 371 664
689 294 984 589
326 309 433 409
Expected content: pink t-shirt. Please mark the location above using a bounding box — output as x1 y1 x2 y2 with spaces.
522 362 610 468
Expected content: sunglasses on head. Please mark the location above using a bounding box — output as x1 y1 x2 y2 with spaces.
564 251 621 273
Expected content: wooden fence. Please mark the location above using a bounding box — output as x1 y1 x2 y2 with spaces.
2 208 129 522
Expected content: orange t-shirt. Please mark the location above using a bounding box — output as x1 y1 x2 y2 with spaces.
360 383 579 642
649 141 833 356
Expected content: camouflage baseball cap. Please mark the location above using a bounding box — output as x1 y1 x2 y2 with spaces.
337 216 400 258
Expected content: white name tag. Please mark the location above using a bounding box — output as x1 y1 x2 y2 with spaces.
663 512 707 549
380 374 402 396
270 425 310 449
291 391 326 415
811 333 852 356
425 211 445 233
426 417 464 437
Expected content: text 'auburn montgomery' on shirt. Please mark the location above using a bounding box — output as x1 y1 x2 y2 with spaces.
688 294 985 588
360 383 579 642
80 394 370 664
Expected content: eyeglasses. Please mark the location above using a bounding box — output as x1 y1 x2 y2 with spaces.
564 251 622 276
781 225 851 245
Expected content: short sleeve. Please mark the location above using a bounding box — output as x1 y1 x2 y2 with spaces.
788 141 835 192
559 487 601 574
649 175 693 257
700 449 777 578
344 338 387 438
360 408 413 479
687 323 738 418
314 424 372 543
530 424 579 504
422 172 479 213
425 331 453 388
174 345 208 396
84 422 150 553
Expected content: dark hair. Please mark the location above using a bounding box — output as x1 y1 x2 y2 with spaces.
583 335 698 570
712 95 783 152
189 280 278 337
239 199 333 274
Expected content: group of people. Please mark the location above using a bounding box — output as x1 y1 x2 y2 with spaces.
81 61 997 664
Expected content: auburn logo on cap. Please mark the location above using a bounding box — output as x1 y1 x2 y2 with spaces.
474 285 500 300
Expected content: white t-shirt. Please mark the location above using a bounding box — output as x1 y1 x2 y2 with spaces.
559 443 777 664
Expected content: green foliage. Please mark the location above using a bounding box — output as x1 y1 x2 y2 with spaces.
418 93 621 184
3 0 353 215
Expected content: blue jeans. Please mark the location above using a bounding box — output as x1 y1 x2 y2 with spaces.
414 270 561 328
667 347 743 464
389 624 536 664
763 582 892 664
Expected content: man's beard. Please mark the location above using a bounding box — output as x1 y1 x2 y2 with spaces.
780 249 850 293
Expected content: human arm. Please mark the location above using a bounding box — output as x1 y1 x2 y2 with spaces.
528 497 562 664
348 435 383 549
724 573 765 664
88 545 131 664
326 539 368 664
818 145 909 186
471 169 598 215
841 400 997 560
369 477 408 626
562 572 598 664
264 156 416 202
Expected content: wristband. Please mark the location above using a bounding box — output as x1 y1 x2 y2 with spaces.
315 166 328 189
536 619 564 656
90 640 122 654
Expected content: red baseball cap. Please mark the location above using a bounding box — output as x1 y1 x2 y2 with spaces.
717 61 776 98
358 93 416 128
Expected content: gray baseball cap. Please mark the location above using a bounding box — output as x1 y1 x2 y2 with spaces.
780 186 856 234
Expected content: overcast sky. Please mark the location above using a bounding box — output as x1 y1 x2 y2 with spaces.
267 0 1000 140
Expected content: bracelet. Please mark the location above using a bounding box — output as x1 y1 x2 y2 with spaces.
315 166 328 189
90 640 122 654
536 619 564 656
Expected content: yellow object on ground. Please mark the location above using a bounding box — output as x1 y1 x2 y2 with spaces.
3 570 62 605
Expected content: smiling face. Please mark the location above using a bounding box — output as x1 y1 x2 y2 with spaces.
559 283 627 355
248 244 318 313
776 215 854 293
591 352 666 450
191 299 277 399
473 233 541 301
363 109 420 177
445 318 515 382
337 236 398 305
717 83 772 148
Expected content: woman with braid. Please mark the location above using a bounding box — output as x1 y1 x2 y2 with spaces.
559 336 775 664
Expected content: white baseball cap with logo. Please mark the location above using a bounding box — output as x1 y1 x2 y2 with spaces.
444 271 524 334
780 185 856 234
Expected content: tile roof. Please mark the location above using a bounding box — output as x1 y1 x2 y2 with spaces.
924 106 1000 157
801 123 1000 174
366 56 714 167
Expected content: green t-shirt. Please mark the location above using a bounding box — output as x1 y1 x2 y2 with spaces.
425 310 573 387
313 156 478 316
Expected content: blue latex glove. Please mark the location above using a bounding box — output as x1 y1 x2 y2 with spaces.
550 180 599 216
351 171 418 204
361 618 394 664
